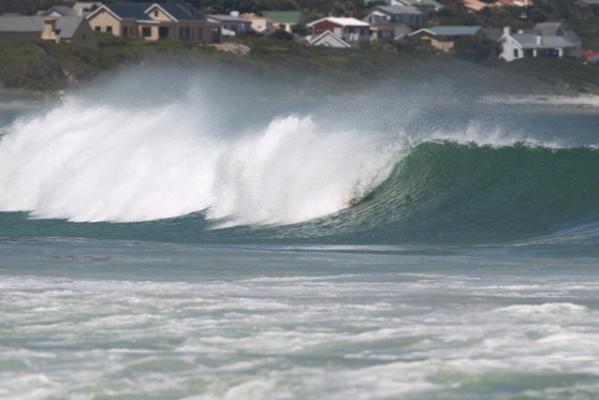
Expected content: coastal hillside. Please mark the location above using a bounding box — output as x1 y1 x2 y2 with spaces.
1 34 599 97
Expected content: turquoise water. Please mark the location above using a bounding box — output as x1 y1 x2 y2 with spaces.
2 71 599 399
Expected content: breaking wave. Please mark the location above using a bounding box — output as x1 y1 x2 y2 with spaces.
2 71 599 246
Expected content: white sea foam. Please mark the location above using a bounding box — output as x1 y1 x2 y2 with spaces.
0 96 397 225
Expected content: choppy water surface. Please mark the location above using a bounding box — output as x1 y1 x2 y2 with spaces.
3 239 599 400
2 69 599 399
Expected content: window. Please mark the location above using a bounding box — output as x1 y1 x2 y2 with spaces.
95 26 101 32
154 10 158 17
122 26 128 36
514 49 519 58
106 26 112 33
142 27 151 37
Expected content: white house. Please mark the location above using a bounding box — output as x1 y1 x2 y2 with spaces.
306 30 351 48
499 24 581 62
307 17 370 47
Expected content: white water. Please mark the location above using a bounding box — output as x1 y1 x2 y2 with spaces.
0 96 398 225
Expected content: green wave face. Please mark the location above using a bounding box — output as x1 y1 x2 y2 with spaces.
272 142 599 245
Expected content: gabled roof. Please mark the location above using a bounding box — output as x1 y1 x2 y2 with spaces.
262 11 302 24
307 30 351 48
374 5 423 15
145 3 203 21
87 2 204 22
40 6 75 17
307 17 369 28
412 25 481 36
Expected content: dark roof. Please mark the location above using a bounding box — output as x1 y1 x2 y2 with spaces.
151 3 204 20
104 3 152 20
101 2 204 21
481 27 502 41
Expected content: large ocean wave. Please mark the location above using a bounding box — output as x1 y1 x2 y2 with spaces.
1 71 599 246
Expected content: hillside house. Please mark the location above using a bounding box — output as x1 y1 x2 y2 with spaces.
365 5 423 26
499 24 581 62
262 11 303 32
307 17 370 47
86 2 220 44
370 23 412 41
240 13 274 33
0 15 96 45
410 25 481 52
207 13 251 36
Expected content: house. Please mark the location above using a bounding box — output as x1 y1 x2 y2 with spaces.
370 23 412 41
38 6 75 17
0 15 96 46
306 30 351 48
410 25 481 52
376 0 444 13
262 11 303 32
582 50 599 63
462 0 490 12
307 17 370 47
207 12 251 36
499 24 581 62
72 2 103 17
240 13 274 33
86 2 220 44
365 5 423 26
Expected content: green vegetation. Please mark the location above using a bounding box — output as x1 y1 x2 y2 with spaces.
434 0 599 49
2 34 599 96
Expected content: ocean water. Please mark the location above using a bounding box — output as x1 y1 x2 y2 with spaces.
2 69 599 399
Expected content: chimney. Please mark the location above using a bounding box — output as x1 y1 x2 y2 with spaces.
42 17 59 43
536 34 542 45
503 26 511 37
230 10 240 17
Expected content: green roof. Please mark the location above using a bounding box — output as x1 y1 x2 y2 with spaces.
262 11 302 24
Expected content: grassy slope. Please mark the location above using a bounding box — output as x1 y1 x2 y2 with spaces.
1 34 599 96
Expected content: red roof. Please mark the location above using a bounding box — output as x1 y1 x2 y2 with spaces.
582 50 599 60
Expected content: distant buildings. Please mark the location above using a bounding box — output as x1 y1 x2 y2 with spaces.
410 26 481 52
207 12 251 36
86 2 220 44
365 5 423 26
240 13 274 34
0 15 96 46
499 23 581 62
262 11 303 33
306 17 370 48
462 0 533 12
